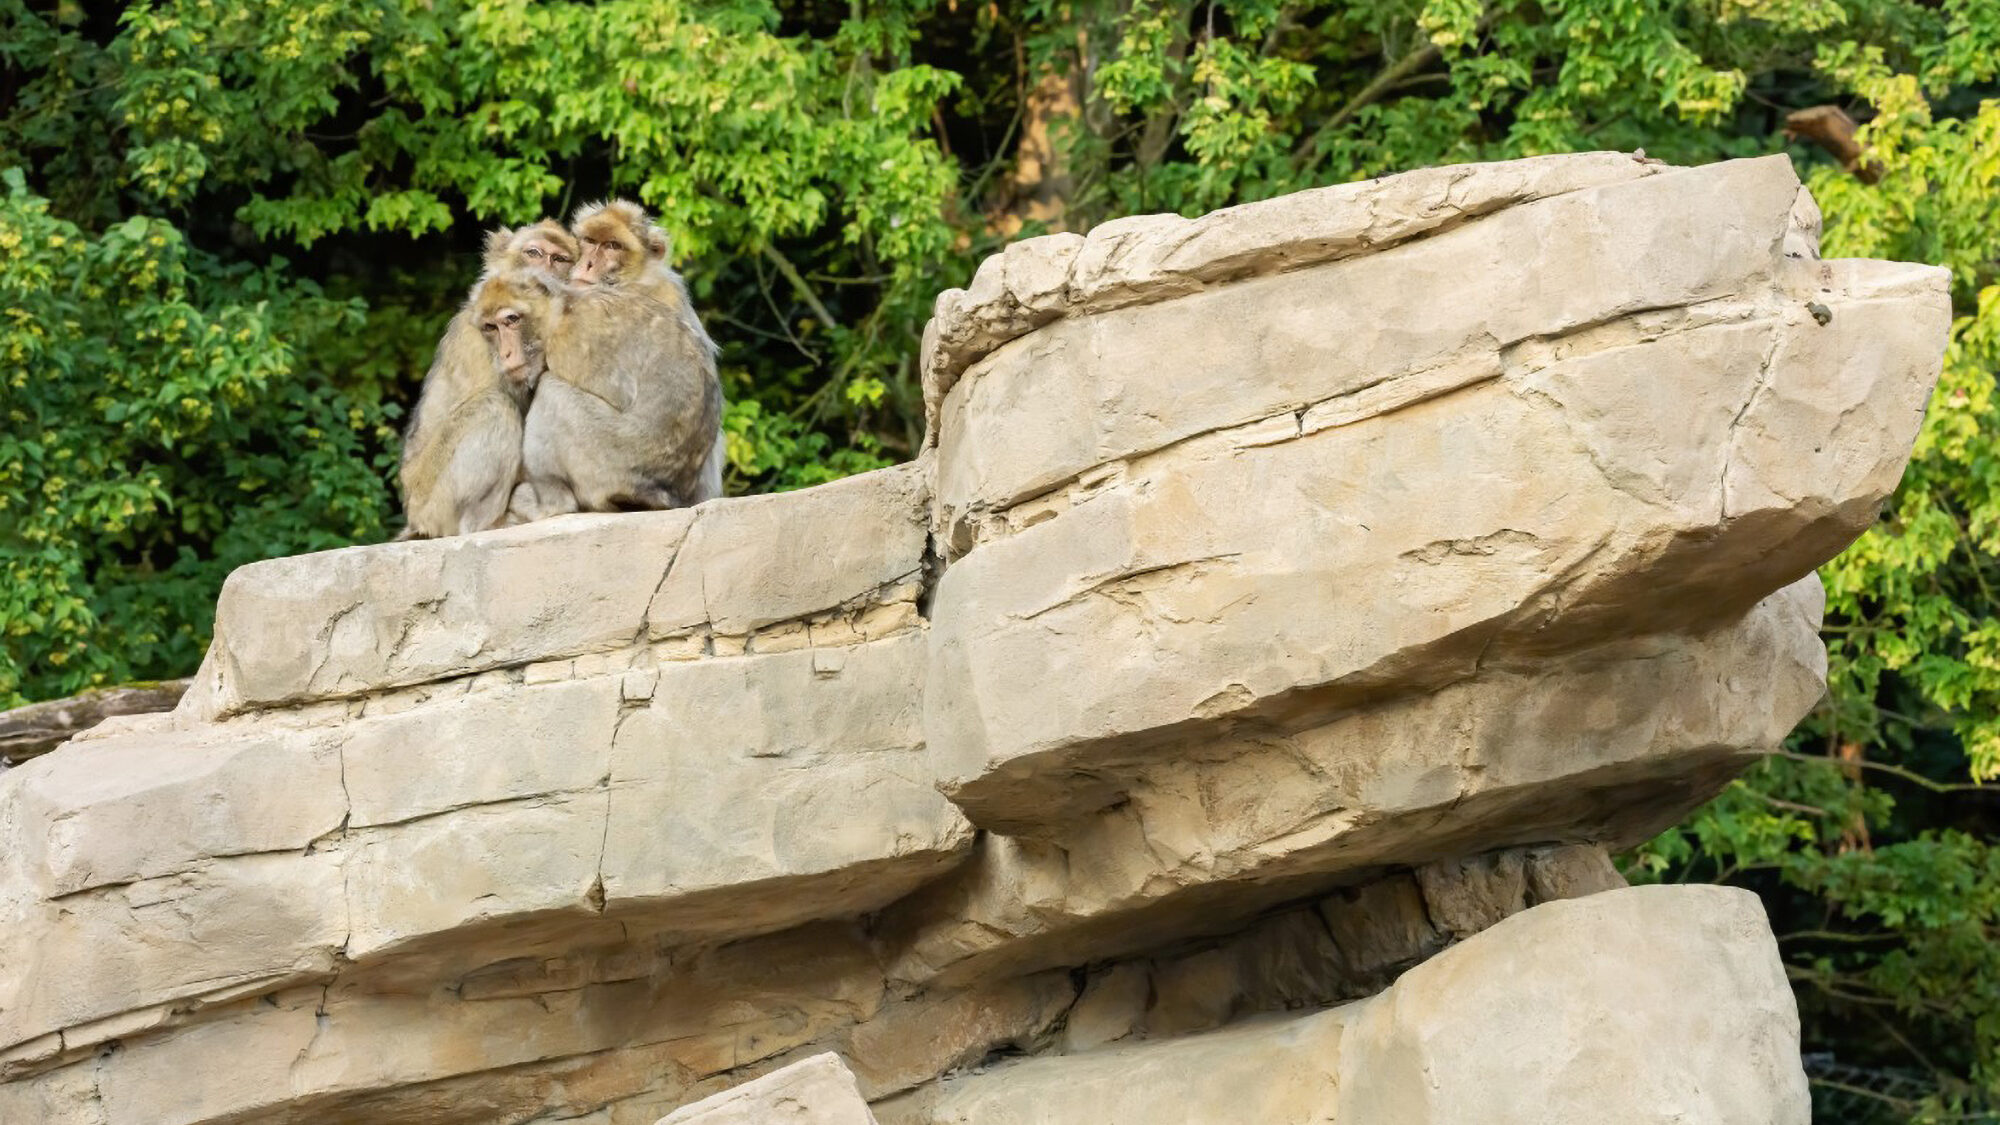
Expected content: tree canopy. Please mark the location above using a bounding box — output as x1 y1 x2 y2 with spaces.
4 0 1999 1116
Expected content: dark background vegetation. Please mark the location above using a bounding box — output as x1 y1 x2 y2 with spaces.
4 0 1999 1117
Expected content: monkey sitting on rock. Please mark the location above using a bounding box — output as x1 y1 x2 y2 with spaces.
397 200 725 538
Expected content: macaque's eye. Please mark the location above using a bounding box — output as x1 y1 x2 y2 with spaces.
480 323 497 334
579 236 597 248
525 247 544 259
553 254 572 265
503 313 521 327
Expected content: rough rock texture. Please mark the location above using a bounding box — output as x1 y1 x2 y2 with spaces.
657 1053 878 1124
0 153 1948 1124
880 885 1807 1125
926 154 1943 834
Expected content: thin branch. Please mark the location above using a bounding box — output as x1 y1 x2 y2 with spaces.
1743 788 1834 818
1306 40 1443 149
1806 1076 1915 1112
1777 930 1899 944
1297 17 1489 161
1784 105 1883 184
758 242 839 330
1867 1006 1948 1082
1775 749 1999 795
750 253 822 364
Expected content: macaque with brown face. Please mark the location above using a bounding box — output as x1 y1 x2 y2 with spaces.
398 221 577 538
553 199 724 506
496 267 724 519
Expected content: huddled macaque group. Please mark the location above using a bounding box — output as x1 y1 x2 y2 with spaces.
398 201 724 539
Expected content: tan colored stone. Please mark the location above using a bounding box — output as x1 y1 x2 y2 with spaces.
343 791 608 960
648 463 929 639
0 852 345 1057
69 924 886 1125
182 509 695 718
899 885 1805 1125
928 245 1941 830
841 973 1077 1099
341 676 620 828
1523 842 1628 902
1414 849 1529 940
920 151 1673 431
7 722 341 897
919 1009 1346 1125
1057 963 1149 1052
888 581 1825 984
655 1053 878 1124
1337 885 1809 1124
601 632 972 934
934 158 1802 536
1317 874 1444 986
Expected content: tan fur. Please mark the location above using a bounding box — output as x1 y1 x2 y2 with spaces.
399 224 578 539
542 198 724 509
504 275 724 517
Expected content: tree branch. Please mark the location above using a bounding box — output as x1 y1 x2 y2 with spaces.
759 242 839 331
0 679 192 767
1776 749 1998 795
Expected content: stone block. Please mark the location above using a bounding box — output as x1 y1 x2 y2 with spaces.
0 852 345 1057
889 581 1826 984
183 510 694 717
343 791 609 960
928 242 1942 830
648 463 929 639
655 1053 878 1124
6 721 341 896
342 677 620 828
601 632 972 934
919 151 1673 427
901 885 1806 1125
934 158 1806 536
1337 885 1810 1124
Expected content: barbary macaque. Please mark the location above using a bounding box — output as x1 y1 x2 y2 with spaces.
398 221 577 538
550 198 725 506
491 264 725 518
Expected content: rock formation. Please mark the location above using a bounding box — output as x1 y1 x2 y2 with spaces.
0 152 1949 1124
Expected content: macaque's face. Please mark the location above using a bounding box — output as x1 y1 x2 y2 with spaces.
479 302 546 388
571 222 638 287
516 234 576 281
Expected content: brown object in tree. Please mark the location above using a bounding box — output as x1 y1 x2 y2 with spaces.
0 678 192 767
1836 739 1874 853
1784 105 1883 184
987 62 1083 237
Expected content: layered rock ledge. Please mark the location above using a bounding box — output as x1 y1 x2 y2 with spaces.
0 152 1949 1124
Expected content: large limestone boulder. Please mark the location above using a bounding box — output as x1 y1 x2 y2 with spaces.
1338 886 1809 1124
886 885 1807 1125
0 153 1949 1124
925 155 1945 834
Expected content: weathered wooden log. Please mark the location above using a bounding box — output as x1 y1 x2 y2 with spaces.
0 679 191 768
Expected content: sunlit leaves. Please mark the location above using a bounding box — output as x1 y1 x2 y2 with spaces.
0 171 392 704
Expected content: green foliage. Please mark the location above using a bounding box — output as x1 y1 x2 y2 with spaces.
0 168 396 702
4 0 2000 1112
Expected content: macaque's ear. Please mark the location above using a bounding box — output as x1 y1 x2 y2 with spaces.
484 228 513 260
647 230 670 260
